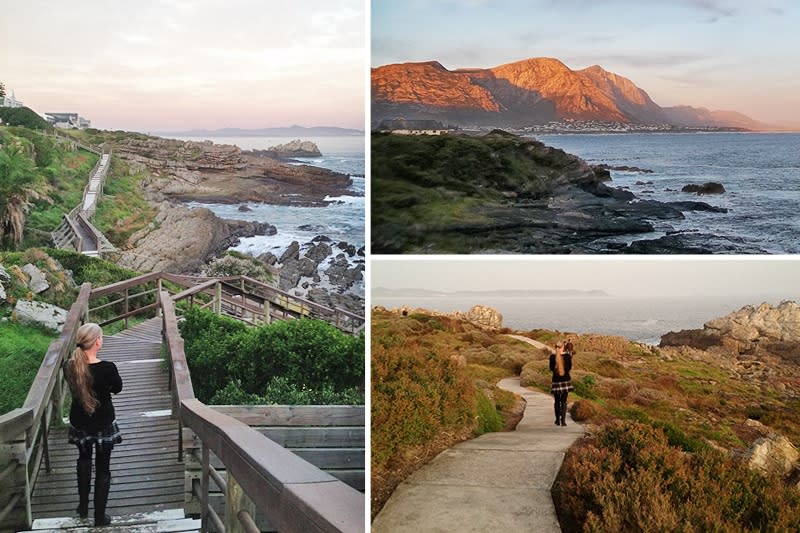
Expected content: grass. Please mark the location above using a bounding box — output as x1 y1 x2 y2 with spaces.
0 322 57 415
93 158 157 247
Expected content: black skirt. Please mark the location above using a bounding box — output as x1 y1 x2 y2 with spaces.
68 420 123 450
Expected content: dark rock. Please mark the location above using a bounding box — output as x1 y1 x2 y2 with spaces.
624 233 766 254
682 182 726 195
668 201 729 213
279 241 300 263
325 255 364 291
237 204 252 212
595 164 654 174
305 242 332 264
312 235 333 243
299 224 326 232
257 252 278 265
660 328 722 349
337 242 357 256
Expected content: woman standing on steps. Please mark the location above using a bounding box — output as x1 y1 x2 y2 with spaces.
64 323 122 527
550 341 574 426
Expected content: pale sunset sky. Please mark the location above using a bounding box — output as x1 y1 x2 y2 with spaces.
372 258 800 300
372 0 800 126
1 0 365 132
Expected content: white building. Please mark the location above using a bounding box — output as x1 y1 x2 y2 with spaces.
0 89 24 108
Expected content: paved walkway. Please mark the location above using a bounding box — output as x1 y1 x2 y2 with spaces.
372 376 584 532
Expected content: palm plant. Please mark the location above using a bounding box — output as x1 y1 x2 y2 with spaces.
0 143 37 248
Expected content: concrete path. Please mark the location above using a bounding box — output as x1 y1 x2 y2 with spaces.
372 376 584 532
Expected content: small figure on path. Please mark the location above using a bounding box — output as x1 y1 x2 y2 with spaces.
565 338 575 357
64 323 123 527
550 341 574 426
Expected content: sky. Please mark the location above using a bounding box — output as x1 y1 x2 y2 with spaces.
372 0 800 125
1 0 365 132
371 257 800 299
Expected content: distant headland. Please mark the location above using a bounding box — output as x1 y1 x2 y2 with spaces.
156 125 364 137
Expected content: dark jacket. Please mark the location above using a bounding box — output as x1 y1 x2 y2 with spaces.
549 353 572 383
69 360 123 433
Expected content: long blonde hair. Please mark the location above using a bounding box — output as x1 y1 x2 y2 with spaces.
65 323 102 414
555 342 565 377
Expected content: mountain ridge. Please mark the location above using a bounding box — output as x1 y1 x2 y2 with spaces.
372 57 772 130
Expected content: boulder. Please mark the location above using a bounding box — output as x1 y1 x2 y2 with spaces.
22 264 49 294
0 265 10 283
305 242 332 264
279 241 301 264
682 182 725 194
0 283 5 301
746 434 800 476
14 300 68 331
463 305 503 330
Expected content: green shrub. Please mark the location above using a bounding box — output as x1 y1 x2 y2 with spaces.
179 308 364 405
475 390 503 434
0 108 51 130
573 374 598 400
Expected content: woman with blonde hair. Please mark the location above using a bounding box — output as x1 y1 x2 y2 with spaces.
64 323 122 526
549 341 574 426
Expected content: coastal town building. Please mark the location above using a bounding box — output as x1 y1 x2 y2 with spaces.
377 118 453 135
45 112 91 129
0 89 24 108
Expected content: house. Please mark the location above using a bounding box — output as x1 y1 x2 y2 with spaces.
0 89 24 108
377 118 452 135
45 112 91 129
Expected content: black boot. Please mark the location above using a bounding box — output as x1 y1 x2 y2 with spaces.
94 472 111 526
554 400 561 425
560 398 568 426
76 458 91 519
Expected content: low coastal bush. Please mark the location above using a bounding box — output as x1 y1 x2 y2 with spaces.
179 307 364 405
553 420 800 532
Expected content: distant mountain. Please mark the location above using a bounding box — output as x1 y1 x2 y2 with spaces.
158 125 364 137
372 57 769 130
661 106 773 130
373 287 609 298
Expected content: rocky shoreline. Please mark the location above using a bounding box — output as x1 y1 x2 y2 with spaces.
109 134 364 315
372 131 763 254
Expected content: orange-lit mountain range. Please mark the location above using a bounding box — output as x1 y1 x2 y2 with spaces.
371 58 771 129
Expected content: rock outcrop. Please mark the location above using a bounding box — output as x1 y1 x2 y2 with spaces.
384 304 503 330
118 204 271 273
249 139 322 159
113 135 352 207
660 301 800 363
14 299 68 332
22 264 49 294
682 182 726 195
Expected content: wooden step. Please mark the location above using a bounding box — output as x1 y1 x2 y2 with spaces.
23 509 199 532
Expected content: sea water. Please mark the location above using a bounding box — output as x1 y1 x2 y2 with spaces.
536 132 800 253
372 293 797 346
168 135 365 256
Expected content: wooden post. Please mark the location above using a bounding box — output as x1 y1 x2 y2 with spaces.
225 473 256 533
157 278 163 318
264 300 270 324
214 282 222 315
201 444 210 533
124 288 129 329
0 410 34 530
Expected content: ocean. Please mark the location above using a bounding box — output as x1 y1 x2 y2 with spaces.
372 293 797 346
167 135 365 256
535 132 800 253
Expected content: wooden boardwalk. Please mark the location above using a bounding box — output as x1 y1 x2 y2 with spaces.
30 319 185 520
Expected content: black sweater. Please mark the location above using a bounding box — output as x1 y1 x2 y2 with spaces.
549 353 573 383
69 360 123 433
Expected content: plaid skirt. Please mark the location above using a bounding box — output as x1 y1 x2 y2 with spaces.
551 381 574 394
68 420 123 450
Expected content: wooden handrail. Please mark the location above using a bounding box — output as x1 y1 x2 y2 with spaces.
89 271 162 298
181 399 364 533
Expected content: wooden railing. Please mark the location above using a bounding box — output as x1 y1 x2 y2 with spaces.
0 283 91 529
0 272 364 532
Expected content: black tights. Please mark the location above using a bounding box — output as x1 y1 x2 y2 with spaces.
553 391 569 422
77 442 112 479
76 442 113 519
